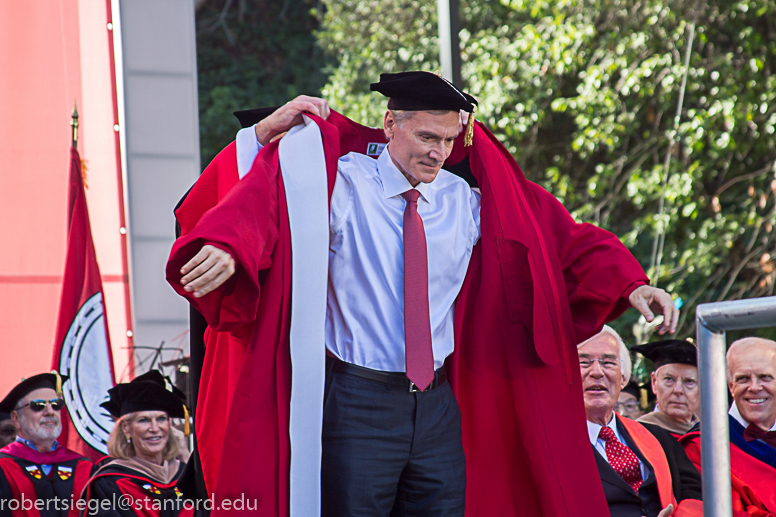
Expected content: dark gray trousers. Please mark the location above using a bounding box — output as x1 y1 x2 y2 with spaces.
321 360 466 517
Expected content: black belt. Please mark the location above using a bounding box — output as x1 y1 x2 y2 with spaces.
330 357 447 392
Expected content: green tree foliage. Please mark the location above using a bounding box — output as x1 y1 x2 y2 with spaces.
317 0 776 341
196 0 330 166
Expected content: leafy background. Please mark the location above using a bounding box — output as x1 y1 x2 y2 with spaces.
195 0 776 380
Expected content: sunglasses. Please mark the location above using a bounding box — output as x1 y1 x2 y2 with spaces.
18 399 65 412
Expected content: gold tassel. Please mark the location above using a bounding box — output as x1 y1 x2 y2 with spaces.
183 405 190 438
51 370 63 398
464 106 476 147
640 388 649 411
81 159 89 189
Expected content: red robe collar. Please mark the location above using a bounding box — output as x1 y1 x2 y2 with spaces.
0 440 85 464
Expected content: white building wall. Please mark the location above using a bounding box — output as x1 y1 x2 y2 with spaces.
115 0 200 370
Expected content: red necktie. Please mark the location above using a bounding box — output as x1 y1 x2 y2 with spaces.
599 426 644 492
744 424 776 448
402 189 434 391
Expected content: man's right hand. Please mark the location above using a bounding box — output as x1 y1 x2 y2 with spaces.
179 244 236 298
655 503 673 517
255 95 331 145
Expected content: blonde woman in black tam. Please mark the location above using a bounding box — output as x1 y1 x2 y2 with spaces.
82 371 191 517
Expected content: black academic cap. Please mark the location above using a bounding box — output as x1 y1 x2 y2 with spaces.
631 340 698 369
370 71 478 113
101 370 187 419
233 107 280 129
0 372 68 414
620 381 641 400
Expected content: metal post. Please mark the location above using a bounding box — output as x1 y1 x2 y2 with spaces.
437 0 461 88
695 296 776 517
695 323 731 517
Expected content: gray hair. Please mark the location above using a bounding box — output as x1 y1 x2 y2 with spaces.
577 325 632 383
388 109 457 128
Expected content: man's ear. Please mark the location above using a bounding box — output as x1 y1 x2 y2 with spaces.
651 371 658 393
10 411 20 430
383 110 395 141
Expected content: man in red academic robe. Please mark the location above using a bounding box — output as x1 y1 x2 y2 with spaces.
166 72 678 516
0 373 93 517
680 337 776 516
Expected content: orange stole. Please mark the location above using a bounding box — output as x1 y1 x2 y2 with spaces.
617 414 703 517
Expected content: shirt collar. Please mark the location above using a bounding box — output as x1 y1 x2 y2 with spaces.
730 401 776 431
587 413 619 445
377 145 431 203
15 436 58 452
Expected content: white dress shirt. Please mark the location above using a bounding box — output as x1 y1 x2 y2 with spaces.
587 413 649 481
730 402 776 431
236 126 481 371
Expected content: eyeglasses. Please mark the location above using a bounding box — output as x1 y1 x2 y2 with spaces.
579 358 622 371
616 401 641 412
17 399 65 412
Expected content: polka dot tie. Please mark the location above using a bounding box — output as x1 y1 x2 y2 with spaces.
599 426 643 492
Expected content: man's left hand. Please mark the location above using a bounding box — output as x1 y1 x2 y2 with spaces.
628 285 678 335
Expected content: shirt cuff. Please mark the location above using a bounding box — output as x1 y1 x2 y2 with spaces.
236 124 264 180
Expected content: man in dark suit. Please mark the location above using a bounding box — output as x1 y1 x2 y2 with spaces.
578 326 703 517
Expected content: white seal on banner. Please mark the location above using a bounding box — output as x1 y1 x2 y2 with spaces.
278 115 329 517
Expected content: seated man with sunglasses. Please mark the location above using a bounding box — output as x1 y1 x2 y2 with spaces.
0 372 93 517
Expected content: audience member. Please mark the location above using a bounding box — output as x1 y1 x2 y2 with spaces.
0 373 93 517
632 340 699 436
0 413 17 449
578 326 702 517
81 370 190 517
618 382 646 420
680 337 776 515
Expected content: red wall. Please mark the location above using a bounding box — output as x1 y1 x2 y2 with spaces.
0 0 133 395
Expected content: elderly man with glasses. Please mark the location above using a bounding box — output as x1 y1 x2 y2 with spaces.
578 326 702 517
632 340 699 437
0 372 93 517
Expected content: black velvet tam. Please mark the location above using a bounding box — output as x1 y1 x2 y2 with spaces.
233 106 280 129
100 370 186 419
0 372 68 413
370 71 477 113
632 340 698 369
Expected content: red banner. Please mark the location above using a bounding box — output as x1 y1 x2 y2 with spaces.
51 148 116 461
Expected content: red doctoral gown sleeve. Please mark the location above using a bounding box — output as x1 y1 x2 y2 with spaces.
447 123 647 517
530 183 648 343
165 141 289 514
165 116 346 516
